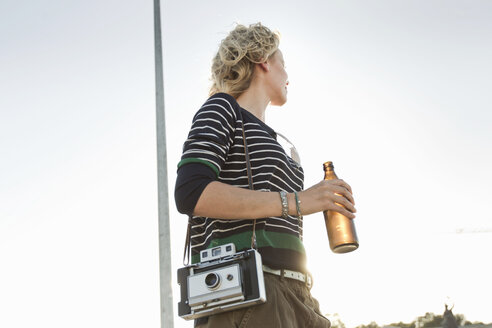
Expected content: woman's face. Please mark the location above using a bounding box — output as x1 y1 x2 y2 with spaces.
266 50 289 106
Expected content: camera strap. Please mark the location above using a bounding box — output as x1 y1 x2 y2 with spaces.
182 107 257 266
183 216 192 266
239 109 257 250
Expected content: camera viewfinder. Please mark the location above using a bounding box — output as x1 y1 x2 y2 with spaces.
212 247 221 257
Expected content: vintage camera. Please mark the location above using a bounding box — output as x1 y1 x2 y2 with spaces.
177 243 266 320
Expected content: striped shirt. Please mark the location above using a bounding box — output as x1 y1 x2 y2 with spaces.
178 92 306 272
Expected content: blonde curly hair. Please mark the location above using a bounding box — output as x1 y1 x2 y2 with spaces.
209 23 280 98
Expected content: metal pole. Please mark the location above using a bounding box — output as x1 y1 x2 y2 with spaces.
154 0 174 327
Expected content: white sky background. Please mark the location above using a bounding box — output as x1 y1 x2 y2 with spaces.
0 1 491 327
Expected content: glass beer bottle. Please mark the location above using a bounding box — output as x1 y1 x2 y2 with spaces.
323 161 359 253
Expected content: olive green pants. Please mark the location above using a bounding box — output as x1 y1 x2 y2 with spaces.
195 272 331 328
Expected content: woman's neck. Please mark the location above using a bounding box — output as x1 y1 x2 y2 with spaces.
236 84 269 122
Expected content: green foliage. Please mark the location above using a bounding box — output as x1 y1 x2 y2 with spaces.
454 314 466 326
388 321 416 328
355 321 381 328
421 313 443 328
325 313 347 328
354 312 477 328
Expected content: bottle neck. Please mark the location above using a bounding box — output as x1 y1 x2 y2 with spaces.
323 161 338 180
324 170 338 180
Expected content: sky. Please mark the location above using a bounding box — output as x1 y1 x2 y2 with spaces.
0 0 491 327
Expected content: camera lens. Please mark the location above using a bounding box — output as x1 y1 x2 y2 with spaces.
205 273 220 289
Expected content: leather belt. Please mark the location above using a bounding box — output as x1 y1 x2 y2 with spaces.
262 265 313 289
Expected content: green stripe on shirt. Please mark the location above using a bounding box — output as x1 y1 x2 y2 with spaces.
191 229 306 263
177 158 220 177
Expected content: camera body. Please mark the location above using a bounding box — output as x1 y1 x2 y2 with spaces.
177 243 266 320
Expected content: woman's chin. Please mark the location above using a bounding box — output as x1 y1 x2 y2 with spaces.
270 96 288 107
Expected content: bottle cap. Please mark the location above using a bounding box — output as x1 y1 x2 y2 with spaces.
323 161 334 170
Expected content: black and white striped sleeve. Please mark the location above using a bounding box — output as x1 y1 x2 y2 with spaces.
178 93 239 177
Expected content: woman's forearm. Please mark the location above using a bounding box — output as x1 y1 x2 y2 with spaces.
193 181 297 219
193 179 357 220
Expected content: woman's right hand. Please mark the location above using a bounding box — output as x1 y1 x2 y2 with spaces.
298 179 357 219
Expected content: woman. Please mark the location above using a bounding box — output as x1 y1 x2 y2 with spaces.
175 22 356 328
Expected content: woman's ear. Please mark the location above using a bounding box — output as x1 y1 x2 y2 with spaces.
258 61 269 72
